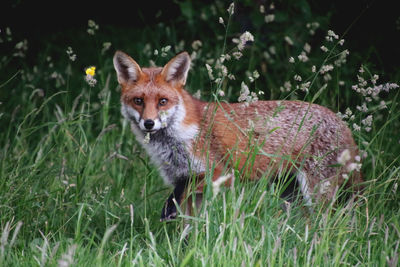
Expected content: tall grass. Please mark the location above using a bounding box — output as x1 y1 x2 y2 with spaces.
1 1 399 266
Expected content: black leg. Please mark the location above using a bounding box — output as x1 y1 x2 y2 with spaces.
160 179 187 222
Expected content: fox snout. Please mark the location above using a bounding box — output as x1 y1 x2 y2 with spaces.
144 119 155 130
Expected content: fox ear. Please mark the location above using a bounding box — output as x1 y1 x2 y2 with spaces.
113 51 142 85
161 52 191 86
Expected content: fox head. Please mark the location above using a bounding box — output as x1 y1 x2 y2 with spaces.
113 51 191 133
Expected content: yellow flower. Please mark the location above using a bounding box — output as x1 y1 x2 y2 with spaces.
85 66 96 76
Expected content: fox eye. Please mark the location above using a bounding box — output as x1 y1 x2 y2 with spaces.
159 98 168 106
133 98 143 105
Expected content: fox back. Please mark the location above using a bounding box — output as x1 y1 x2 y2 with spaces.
113 51 363 214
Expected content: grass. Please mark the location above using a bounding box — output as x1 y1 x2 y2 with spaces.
1 1 400 266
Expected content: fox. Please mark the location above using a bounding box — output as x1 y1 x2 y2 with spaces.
113 50 364 221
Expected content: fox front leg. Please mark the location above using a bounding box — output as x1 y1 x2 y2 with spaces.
160 179 187 222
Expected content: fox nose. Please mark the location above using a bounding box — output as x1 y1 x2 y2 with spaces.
144 119 155 130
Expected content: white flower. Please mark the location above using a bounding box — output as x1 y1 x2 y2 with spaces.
205 64 214 80
228 73 235 80
289 57 295 63
191 40 202 50
297 51 309 62
66 46 76 61
300 82 311 92
311 65 316 72
294 74 302 82
361 115 373 126
219 17 224 24
143 132 151 144
227 2 235 15
232 51 242 60
240 31 254 43
303 43 311 53
320 46 328 52
284 36 293 46
353 123 361 131
337 149 351 165
320 64 334 74
253 70 260 79
265 14 275 23
327 30 339 40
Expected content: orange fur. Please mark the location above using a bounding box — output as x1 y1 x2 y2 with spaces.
114 51 364 218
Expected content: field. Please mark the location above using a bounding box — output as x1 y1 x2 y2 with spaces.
1 1 399 266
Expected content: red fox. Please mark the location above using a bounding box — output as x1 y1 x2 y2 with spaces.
113 51 363 221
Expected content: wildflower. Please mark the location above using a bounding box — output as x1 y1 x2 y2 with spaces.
101 42 112 54
371 74 379 85
288 57 295 63
311 65 316 72
232 51 242 60
219 17 224 25
217 90 225 97
227 2 235 15
334 50 350 66
280 81 292 92
191 40 202 50
352 123 361 131
154 49 158 56
253 70 260 79
306 22 320 35
293 74 302 82
13 39 28 58
228 73 235 80
193 90 201 99
85 66 96 76
379 100 387 109
320 46 328 52
161 45 171 57
205 64 214 80
238 82 258 105
300 81 311 92
220 65 228 77
265 14 275 23
297 51 309 62
356 103 368 113
303 43 311 53
259 5 265 13
143 132 151 144
270 3 275 9
320 64 334 74
66 46 77 61
361 115 373 127
337 149 351 165
347 162 361 172
238 31 254 50
269 46 276 55
339 39 345 46
85 66 97 87
326 30 339 41
284 36 293 46
87 19 99 35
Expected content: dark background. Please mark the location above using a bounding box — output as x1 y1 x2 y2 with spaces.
1 0 399 74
